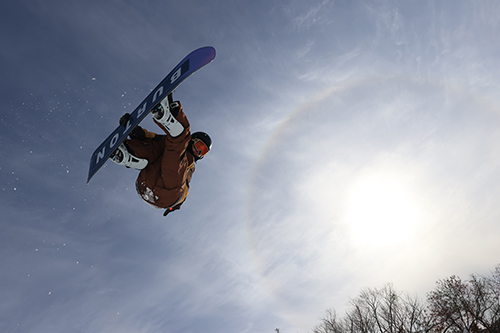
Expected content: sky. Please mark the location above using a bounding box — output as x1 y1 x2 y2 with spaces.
1 0 500 332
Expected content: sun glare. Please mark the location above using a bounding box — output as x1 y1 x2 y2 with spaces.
345 173 419 247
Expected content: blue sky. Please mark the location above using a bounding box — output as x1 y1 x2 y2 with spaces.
2 0 500 332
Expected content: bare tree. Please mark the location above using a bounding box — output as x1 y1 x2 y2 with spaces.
312 284 431 333
311 309 345 333
487 265 500 333
348 284 432 333
310 264 500 333
427 266 500 333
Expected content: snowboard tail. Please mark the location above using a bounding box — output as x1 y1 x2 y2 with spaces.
87 46 216 184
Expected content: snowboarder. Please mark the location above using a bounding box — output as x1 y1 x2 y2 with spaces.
109 97 212 216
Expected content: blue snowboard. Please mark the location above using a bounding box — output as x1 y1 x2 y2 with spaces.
87 46 216 184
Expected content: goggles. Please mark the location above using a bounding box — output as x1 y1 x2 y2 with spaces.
192 138 209 158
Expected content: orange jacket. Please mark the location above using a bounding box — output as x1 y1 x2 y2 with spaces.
127 103 195 209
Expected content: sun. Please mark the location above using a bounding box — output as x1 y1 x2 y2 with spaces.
345 172 419 248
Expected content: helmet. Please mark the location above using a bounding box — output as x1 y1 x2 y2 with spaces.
190 132 212 159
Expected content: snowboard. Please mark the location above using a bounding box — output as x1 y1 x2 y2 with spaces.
87 46 216 184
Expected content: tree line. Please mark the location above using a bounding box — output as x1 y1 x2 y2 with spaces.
311 264 500 333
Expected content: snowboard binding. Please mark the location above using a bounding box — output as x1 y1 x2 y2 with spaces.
151 98 184 137
110 142 148 170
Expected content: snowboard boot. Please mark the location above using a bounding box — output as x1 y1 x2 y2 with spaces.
151 99 184 137
110 142 148 170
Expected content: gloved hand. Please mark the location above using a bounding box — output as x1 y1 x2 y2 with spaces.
119 113 131 126
120 113 156 140
163 204 181 217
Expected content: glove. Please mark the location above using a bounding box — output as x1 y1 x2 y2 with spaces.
119 113 156 140
119 113 131 126
163 204 181 217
